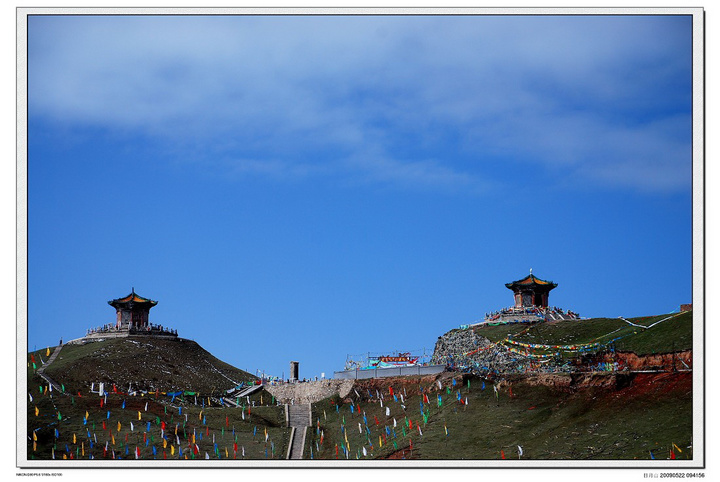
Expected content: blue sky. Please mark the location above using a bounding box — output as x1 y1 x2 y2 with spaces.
25 14 694 380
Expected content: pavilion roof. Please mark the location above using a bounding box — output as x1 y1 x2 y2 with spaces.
505 274 558 290
108 288 158 307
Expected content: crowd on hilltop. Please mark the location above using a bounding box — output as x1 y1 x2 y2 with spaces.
484 306 580 322
485 306 542 320
86 322 177 336
543 306 580 318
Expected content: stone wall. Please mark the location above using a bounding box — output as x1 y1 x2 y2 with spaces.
264 379 356 405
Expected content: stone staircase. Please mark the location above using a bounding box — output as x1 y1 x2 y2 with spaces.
288 426 307 460
286 403 311 459
36 345 64 393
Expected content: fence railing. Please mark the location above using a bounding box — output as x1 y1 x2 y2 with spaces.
333 364 446 380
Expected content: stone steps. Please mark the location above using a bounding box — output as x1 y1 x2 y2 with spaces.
287 404 311 427
288 427 307 459
36 345 64 393
285 404 311 459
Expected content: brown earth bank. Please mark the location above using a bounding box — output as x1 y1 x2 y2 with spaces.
505 371 692 396
609 350 692 371
341 370 691 403
339 372 462 402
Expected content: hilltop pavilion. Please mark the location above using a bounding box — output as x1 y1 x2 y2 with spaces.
505 271 557 308
108 288 158 330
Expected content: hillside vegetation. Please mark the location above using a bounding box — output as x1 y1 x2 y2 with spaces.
27 368 289 460
306 372 692 460
474 311 692 355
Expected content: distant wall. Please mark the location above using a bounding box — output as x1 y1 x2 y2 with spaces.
334 365 446 380
680 304 692 312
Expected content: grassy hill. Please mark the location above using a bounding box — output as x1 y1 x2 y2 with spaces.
40 337 257 394
473 311 692 355
26 337 290 461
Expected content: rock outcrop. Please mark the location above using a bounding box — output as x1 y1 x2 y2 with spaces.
431 328 527 375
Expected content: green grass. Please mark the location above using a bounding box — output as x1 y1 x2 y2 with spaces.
614 312 692 354
303 374 692 461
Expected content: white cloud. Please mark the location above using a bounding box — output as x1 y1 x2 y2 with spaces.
28 14 692 193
